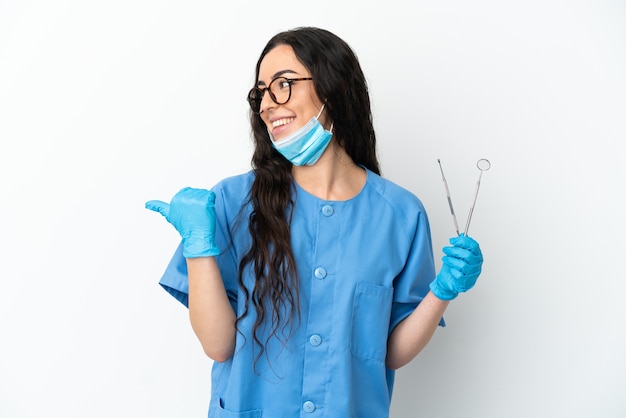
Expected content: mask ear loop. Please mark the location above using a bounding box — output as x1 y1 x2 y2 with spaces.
316 102 334 133
316 103 326 119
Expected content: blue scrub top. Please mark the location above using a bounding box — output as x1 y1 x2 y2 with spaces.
159 169 440 418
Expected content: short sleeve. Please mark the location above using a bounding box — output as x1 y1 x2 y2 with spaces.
159 242 189 307
389 209 445 331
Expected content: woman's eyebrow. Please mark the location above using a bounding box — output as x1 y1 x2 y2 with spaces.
257 69 299 87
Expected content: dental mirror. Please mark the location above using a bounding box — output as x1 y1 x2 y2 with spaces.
464 159 491 235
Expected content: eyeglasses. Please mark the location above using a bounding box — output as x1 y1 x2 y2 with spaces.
247 77 313 114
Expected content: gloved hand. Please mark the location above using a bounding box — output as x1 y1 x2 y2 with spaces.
429 234 483 300
145 187 220 258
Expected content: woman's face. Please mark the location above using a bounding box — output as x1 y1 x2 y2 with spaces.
257 44 327 141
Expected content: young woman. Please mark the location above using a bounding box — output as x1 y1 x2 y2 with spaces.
146 26 483 418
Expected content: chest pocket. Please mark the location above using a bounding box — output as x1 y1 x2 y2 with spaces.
216 399 262 418
350 281 394 362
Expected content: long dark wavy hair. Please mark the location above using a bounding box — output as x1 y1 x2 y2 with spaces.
236 27 381 367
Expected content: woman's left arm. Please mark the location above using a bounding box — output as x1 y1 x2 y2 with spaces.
386 234 483 370
385 292 449 370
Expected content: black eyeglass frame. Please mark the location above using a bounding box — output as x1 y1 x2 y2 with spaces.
247 77 313 114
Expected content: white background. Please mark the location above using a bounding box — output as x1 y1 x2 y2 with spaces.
1 1 625 417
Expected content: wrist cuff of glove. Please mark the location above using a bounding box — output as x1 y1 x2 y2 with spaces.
182 232 221 258
429 279 458 301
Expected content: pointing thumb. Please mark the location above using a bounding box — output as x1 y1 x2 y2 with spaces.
145 200 170 219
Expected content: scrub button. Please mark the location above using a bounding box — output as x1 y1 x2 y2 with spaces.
309 334 322 346
321 205 334 216
303 401 316 413
314 267 327 279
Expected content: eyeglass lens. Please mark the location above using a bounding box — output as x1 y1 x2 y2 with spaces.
248 77 292 113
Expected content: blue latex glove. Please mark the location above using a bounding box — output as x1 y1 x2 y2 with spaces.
145 187 220 258
429 234 483 300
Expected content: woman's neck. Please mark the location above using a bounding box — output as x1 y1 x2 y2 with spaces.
292 143 366 201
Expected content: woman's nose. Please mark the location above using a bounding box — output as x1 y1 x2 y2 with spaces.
259 89 275 114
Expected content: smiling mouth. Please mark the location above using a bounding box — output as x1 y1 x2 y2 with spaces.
272 117 295 128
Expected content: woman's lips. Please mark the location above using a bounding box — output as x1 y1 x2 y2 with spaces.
270 117 295 137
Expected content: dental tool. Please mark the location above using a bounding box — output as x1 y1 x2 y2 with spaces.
437 158 491 236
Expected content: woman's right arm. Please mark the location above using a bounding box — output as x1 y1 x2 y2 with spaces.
145 187 237 362
187 256 237 363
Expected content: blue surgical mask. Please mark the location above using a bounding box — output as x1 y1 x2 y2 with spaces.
270 104 333 166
